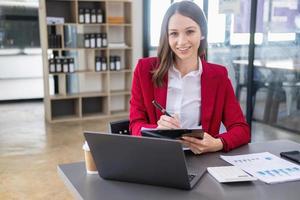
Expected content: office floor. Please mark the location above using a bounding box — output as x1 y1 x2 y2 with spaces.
0 101 300 199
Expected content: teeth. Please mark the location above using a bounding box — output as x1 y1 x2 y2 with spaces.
178 47 190 51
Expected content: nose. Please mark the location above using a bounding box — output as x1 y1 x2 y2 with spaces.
177 33 188 45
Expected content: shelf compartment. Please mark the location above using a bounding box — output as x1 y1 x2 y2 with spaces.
82 96 108 117
109 72 132 92
107 26 131 48
46 0 77 23
47 25 64 48
108 49 132 70
51 98 80 120
106 1 131 24
78 1 106 24
66 73 109 95
109 94 130 115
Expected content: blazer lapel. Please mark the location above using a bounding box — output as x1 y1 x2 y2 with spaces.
153 76 168 120
201 59 218 131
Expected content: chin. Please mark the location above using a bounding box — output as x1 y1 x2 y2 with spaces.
175 54 193 61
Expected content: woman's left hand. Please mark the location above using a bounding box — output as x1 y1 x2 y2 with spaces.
181 132 223 154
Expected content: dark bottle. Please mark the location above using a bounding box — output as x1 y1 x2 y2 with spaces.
68 58 75 73
49 58 55 73
101 33 107 47
55 58 62 72
95 56 101 71
79 8 85 23
85 9 90 24
101 57 107 71
115 56 121 70
97 9 103 23
84 34 90 48
91 9 97 23
96 33 102 48
90 34 96 48
109 56 115 71
63 58 69 73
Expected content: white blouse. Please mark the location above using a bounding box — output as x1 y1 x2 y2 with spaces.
166 59 202 128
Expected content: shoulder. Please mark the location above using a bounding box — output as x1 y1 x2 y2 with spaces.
134 57 159 75
203 60 228 78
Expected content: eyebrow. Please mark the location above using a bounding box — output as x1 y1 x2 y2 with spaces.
168 26 197 31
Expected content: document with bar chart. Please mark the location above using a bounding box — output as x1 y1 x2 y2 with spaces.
221 152 300 184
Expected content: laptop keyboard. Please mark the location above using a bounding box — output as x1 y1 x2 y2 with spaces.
188 174 196 182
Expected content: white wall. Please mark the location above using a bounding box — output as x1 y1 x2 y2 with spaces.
0 49 43 100
132 0 143 68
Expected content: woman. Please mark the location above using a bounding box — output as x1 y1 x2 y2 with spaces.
129 1 250 154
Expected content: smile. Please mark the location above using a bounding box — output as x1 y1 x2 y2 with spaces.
176 46 191 53
177 46 191 51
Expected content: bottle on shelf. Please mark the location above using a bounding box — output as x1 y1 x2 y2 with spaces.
95 57 101 71
90 34 96 48
115 56 121 70
63 58 69 73
101 33 107 47
55 58 62 72
79 8 85 23
49 58 55 73
101 57 107 71
84 34 90 48
96 33 102 48
97 9 103 23
84 9 90 24
109 56 115 71
91 9 97 23
69 58 75 73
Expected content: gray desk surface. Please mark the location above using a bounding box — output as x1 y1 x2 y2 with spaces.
58 140 300 200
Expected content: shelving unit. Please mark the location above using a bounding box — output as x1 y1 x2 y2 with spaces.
39 0 133 122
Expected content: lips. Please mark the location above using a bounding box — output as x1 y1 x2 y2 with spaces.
176 46 191 54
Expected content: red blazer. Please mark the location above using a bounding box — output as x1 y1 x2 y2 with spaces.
129 57 250 151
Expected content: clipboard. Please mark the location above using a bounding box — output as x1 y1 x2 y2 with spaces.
141 129 204 140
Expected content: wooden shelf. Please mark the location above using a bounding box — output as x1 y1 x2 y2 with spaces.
109 69 132 73
110 90 130 95
49 70 109 75
40 0 133 122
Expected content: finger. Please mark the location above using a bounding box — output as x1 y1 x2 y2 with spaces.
181 140 203 154
189 147 202 155
173 113 180 121
160 115 180 128
181 136 202 145
157 118 180 129
164 115 180 127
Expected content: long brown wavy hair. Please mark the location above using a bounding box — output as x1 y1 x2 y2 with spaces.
152 1 208 87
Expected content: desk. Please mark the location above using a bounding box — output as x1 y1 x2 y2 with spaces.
58 140 300 200
233 59 300 72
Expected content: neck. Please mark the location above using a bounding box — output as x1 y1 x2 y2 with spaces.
174 56 198 76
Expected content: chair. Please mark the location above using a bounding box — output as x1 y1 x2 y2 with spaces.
109 119 130 135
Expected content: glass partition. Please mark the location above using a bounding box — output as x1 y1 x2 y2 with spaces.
252 0 300 132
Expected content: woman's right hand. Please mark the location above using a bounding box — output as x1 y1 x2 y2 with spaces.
157 114 181 129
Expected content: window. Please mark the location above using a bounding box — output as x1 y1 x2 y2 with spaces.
0 0 40 49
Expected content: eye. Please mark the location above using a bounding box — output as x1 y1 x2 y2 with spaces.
169 32 178 37
186 30 195 35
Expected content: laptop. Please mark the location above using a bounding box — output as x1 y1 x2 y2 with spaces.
84 131 206 190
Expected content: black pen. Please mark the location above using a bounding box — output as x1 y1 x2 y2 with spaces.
152 100 173 117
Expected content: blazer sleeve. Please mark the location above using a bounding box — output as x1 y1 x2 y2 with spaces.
216 70 250 151
129 59 157 136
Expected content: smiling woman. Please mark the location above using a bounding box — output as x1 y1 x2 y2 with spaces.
129 1 250 154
